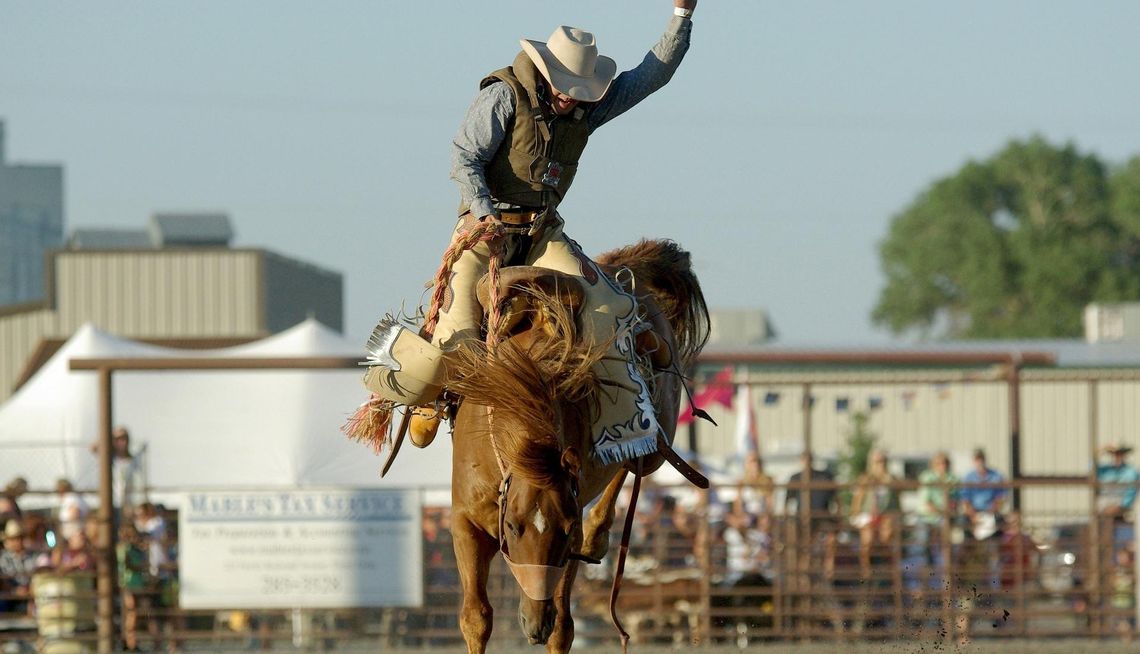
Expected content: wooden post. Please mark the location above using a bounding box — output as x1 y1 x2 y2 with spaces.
95 367 117 654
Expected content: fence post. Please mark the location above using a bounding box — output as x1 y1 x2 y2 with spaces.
1087 380 1102 637
1007 362 1022 511
95 366 117 654
698 486 712 644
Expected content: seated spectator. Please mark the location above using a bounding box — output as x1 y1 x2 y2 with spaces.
735 451 775 520
1110 547 1136 639
997 511 1037 591
850 449 901 575
959 448 1006 592
721 503 773 585
0 520 36 616
914 451 957 570
52 530 96 574
55 478 90 542
960 448 1006 539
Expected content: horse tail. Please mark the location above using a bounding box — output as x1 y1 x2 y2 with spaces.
596 239 710 367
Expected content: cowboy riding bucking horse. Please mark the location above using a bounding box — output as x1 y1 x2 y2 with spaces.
349 0 700 470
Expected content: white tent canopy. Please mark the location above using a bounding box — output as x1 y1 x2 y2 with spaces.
0 320 453 501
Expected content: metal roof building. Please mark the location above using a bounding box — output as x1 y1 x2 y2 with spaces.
0 214 343 403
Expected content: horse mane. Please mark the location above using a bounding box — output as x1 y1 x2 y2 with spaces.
447 288 607 488
595 239 711 367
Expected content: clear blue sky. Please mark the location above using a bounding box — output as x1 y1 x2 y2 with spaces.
3 1 1139 346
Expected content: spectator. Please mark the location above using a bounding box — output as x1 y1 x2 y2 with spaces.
1110 547 1136 640
960 448 1006 539
722 502 772 585
56 478 90 541
850 449 901 576
92 426 145 520
0 478 27 533
735 451 775 520
784 453 839 624
135 503 169 578
117 523 149 652
0 520 36 616
914 451 957 571
785 452 838 527
959 448 1006 593
997 511 1037 591
1095 444 1139 519
52 530 96 574
418 507 456 646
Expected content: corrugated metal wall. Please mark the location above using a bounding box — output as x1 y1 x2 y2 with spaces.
0 250 265 403
262 251 343 333
0 306 59 400
693 370 1140 520
52 250 262 336
697 376 1009 471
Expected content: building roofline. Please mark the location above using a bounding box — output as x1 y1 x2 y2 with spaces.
0 299 50 319
49 247 341 278
697 350 1057 367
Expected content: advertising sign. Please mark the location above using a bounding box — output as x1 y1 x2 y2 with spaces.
179 489 422 608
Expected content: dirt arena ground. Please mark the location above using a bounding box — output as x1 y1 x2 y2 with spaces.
378 640 1138 654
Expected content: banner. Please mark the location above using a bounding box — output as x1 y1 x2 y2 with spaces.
179 489 422 608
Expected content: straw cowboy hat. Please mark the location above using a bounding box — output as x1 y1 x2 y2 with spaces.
521 26 617 102
1105 443 1134 455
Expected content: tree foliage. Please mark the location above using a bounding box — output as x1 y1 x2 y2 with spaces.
838 411 877 483
874 137 1140 338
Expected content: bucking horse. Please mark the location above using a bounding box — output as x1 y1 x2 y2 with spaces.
441 239 710 653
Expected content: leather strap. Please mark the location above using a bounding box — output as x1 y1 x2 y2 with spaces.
380 408 413 478
656 431 710 489
609 457 641 654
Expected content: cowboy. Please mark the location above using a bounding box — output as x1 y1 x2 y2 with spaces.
367 1 698 460
1096 443 1139 519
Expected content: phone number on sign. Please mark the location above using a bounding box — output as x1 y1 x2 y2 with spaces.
261 575 343 594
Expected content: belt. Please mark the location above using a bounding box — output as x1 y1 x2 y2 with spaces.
498 209 544 225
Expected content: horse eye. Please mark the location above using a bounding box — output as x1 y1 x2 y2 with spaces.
506 521 522 537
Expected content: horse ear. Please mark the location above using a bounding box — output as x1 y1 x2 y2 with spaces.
561 447 582 479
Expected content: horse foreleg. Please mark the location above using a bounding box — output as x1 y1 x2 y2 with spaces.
581 469 628 561
453 518 498 654
546 559 580 654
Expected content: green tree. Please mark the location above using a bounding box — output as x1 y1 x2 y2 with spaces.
874 136 1140 338
837 411 878 509
838 411 878 483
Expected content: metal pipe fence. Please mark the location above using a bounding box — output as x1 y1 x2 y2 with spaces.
2 478 1135 651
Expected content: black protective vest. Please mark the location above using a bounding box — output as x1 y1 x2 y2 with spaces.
466 52 591 212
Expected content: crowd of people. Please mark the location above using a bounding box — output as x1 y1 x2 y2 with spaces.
0 427 180 652
4 432 1138 645
624 444 1138 637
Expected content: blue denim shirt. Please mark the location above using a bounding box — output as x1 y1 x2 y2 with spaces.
960 467 1007 512
1097 463 1140 510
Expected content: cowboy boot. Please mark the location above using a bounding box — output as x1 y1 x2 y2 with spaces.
408 406 442 448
